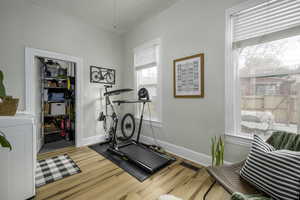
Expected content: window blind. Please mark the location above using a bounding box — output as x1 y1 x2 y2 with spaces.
134 45 158 69
232 0 300 43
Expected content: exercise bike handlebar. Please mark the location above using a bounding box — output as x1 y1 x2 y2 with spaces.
112 99 151 105
103 88 133 97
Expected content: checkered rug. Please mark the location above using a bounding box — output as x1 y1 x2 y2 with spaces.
35 154 81 187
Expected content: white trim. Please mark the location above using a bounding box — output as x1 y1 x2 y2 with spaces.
143 119 162 128
225 0 272 139
140 135 231 167
225 134 252 147
226 0 270 15
135 62 157 70
133 38 162 123
81 134 107 146
226 4 241 137
133 38 161 52
25 47 84 147
135 117 163 128
157 42 163 123
31 118 37 196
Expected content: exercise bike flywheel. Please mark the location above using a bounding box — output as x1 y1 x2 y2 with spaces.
120 113 135 141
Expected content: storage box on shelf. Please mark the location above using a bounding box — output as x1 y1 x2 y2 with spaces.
50 103 66 115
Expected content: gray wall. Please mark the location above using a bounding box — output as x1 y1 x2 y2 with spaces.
122 0 250 162
0 0 123 138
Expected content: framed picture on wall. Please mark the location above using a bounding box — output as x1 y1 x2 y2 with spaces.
173 53 204 98
90 66 116 85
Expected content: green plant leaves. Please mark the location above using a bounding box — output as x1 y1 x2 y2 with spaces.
211 135 224 166
211 137 216 166
0 70 6 97
0 132 12 151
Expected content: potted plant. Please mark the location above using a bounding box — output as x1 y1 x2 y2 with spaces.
0 70 19 116
211 135 225 166
0 70 13 150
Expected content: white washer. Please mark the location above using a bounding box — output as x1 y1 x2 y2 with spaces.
0 114 36 200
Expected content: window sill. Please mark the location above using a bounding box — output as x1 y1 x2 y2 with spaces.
135 117 162 128
225 133 253 147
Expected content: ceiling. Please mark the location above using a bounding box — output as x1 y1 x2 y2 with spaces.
28 0 180 34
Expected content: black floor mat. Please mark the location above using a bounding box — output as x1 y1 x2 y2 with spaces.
89 143 175 182
39 140 75 154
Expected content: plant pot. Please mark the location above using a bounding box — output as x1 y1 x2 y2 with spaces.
0 96 19 116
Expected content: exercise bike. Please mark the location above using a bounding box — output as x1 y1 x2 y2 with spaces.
98 85 134 143
99 86 174 173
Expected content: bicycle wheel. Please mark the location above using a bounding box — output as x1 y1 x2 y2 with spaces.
91 71 102 82
104 71 115 84
121 113 135 140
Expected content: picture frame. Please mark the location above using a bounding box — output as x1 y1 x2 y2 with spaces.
173 53 204 98
90 66 116 85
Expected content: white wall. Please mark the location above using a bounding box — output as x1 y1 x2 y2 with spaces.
122 0 250 162
0 0 252 160
0 0 123 138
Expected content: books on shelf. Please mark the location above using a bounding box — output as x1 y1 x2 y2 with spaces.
43 89 48 101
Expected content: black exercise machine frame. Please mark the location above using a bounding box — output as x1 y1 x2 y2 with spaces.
111 99 150 147
101 86 174 173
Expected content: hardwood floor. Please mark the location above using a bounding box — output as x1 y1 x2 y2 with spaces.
35 146 230 200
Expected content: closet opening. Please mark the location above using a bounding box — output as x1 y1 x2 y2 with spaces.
35 56 76 153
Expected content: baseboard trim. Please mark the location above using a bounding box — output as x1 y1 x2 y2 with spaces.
81 135 106 147
140 135 231 167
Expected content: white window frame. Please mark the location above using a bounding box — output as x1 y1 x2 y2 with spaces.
225 0 274 141
133 38 162 124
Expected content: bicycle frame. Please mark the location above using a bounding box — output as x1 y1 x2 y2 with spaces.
101 86 148 149
103 85 119 147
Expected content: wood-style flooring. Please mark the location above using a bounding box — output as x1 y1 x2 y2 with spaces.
35 146 230 200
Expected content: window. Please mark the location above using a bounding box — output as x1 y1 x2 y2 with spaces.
134 40 161 122
226 0 300 139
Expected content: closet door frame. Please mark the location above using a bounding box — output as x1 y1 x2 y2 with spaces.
25 47 84 148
